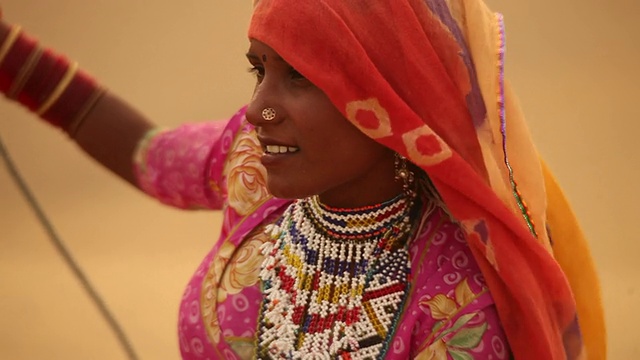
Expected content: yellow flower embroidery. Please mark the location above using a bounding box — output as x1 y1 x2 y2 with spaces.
423 294 458 320
415 338 448 360
201 227 269 345
454 278 475 308
219 233 268 301
417 278 488 359
421 278 476 320
224 127 269 215
201 241 235 344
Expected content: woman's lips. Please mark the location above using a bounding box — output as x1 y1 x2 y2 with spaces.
258 136 300 166
260 147 300 167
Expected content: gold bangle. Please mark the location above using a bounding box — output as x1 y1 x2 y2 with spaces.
7 45 43 99
66 86 106 137
36 61 78 116
0 24 21 66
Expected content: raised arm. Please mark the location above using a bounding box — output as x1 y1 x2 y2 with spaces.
0 17 153 186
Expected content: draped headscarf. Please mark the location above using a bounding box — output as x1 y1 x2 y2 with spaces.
249 0 606 358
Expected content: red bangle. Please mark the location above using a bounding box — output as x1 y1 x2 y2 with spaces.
0 25 103 135
7 45 43 99
0 24 20 64
0 29 37 93
16 48 68 111
41 67 104 131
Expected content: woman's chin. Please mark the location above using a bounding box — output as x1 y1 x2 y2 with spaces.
266 180 310 200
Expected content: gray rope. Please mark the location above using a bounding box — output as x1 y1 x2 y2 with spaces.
0 135 139 360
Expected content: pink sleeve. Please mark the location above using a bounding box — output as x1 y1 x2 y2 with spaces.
133 107 248 210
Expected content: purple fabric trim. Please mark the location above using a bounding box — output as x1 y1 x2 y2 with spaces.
423 0 487 127
496 13 537 237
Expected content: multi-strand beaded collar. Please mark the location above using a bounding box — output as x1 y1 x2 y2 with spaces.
257 194 419 359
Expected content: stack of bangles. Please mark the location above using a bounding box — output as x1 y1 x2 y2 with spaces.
0 23 104 137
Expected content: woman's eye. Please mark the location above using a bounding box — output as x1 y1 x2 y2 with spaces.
248 66 265 81
289 68 313 88
289 68 306 81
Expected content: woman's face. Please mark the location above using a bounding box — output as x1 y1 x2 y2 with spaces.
245 40 401 208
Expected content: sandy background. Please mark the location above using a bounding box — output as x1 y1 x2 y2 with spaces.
0 1 637 358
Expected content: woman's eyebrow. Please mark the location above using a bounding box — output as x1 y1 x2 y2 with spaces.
246 51 286 64
246 53 261 61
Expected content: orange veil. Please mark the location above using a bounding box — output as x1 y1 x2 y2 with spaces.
249 0 605 358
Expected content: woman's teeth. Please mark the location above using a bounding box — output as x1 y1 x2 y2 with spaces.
265 145 299 154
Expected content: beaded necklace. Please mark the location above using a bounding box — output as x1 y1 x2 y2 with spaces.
257 194 417 359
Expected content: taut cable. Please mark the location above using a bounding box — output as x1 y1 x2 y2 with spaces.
0 134 139 360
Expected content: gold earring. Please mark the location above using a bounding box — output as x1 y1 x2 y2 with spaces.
395 153 416 197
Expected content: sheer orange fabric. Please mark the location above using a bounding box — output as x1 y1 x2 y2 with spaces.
249 0 605 358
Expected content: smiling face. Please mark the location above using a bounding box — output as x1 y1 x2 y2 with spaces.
245 40 401 208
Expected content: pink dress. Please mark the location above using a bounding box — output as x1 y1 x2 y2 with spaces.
134 107 511 359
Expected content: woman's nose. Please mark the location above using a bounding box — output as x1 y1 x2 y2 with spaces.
246 81 281 126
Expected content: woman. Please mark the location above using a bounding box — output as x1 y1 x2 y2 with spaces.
0 0 606 359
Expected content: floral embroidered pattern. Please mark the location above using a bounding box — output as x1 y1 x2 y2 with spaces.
201 241 234 345
219 233 268 301
201 226 269 346
223 125 269 215
417 278 489 359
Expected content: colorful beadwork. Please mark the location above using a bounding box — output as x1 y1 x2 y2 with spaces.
257 195 416 359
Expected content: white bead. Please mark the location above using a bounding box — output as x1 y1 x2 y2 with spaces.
258 196 413 358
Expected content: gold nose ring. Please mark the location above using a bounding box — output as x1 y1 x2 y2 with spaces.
262 107 277 121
